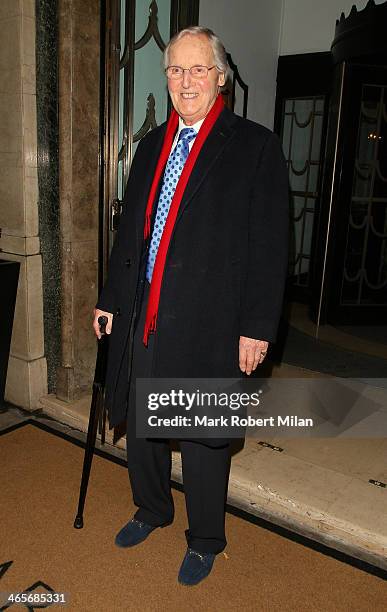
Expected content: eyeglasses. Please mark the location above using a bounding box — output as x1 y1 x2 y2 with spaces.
165 65 217 80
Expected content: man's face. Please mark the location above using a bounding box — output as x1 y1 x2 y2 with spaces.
167 34 225 125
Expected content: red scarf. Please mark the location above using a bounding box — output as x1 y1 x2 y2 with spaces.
143 93 224 346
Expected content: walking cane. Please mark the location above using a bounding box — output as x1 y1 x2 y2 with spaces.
74 316 109 529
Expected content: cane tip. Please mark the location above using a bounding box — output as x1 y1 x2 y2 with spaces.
74 516 84 529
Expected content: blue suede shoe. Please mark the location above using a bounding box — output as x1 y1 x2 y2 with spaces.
115 518 157 548
178 548 216 586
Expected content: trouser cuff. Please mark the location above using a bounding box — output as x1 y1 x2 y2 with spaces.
185 529 226 554
134 508 174 528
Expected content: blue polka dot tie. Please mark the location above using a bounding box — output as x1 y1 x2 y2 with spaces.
146 127 197 282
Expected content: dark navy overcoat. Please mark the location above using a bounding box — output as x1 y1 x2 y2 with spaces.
96 107 289 430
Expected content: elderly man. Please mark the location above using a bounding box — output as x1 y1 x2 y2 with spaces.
93 26 288 586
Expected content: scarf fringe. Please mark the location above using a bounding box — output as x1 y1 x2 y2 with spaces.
144 212 151 240
142 313 157 347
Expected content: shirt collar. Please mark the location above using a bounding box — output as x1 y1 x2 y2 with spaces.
177 116 205 136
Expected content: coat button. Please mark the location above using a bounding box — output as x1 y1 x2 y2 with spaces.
115 307 121 317
125 258 131 267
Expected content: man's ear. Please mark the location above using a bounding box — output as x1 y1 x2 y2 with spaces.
218 71 226 87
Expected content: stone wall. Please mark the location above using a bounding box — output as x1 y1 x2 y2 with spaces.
56 0 100 401
1 0 101 409
36 0 61 394
0 0 47 409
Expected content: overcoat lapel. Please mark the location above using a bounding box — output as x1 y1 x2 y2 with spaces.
176 108 237 223
134 107 237 254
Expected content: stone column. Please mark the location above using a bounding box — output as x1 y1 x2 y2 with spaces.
0 0 47 409
56 0 100 401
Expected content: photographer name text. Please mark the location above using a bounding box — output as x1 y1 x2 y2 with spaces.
147 415 314 428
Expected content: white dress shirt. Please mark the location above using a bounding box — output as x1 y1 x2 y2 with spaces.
171 116 205 152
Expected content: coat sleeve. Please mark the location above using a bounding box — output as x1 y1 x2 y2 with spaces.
239 132 289 343
95 138 146 313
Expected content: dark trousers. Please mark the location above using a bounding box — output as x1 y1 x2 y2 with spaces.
125 280 231 554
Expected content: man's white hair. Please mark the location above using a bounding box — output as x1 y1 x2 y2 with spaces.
163 26 231 82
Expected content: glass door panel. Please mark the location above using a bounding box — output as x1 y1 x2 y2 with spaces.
281 96 326 290
324 64 387 323
341 84 387 307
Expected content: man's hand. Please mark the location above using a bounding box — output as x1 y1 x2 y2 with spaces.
239 336 269 375
93 308 114 340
